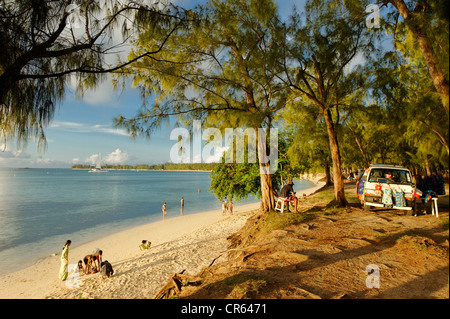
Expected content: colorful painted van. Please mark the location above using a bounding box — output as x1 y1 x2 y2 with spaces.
356 164 419 215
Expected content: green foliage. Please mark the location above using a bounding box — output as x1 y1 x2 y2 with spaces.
1 0 186 150
208 130 305 202
115 0 291 135
209 162 262 202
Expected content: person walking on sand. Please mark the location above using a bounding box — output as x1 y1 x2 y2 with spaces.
227 201 234 215
162 202 167 219
59 240 71 281
222 200 227 216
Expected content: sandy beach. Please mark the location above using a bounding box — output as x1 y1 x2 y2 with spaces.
0 182 325 299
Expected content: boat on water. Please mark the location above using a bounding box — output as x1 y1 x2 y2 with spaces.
89 153 108 173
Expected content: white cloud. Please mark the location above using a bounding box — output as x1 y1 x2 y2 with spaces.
0 144 31 160
84 153 101 165
50 121 130 137
203 145 228 163
82 78 122 106
104 149 129 164
82 149 130 165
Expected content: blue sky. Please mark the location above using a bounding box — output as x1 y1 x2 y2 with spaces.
0 0 320 168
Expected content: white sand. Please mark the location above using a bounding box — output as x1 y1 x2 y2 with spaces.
0 182 325 299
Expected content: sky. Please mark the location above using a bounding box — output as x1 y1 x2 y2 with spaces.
1 0 358 169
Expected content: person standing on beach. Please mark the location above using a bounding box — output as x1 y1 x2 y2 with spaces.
227 201 234 215
59 240 71 281
222 200 227 216
180 197 184 215
162 202 167 219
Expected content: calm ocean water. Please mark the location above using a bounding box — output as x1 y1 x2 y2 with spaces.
0 168 315 277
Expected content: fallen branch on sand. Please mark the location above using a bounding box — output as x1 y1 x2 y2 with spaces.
207 245 262 267
154 271 202 299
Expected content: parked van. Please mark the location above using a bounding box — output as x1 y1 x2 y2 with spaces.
356 164 419 215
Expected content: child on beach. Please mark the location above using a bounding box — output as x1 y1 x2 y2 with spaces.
76 260 85 275
139 240 151 251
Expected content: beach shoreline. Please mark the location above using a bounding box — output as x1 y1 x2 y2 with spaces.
0 181 325 299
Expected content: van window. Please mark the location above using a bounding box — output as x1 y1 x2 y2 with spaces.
368 168 412 184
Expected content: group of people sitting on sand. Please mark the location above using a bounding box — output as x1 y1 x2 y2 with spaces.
138 240 152 251
76 248 114 279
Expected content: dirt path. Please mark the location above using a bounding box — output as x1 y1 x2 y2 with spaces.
177 183 449 299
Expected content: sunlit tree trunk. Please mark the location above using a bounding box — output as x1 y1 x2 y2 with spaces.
323 108 348 207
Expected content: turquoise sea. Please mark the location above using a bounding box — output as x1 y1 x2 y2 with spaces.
0 168 315 276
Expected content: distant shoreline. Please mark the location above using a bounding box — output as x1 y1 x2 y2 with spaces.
71 168 212 172
71 162 217 172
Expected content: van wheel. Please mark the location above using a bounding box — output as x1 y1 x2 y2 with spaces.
363 203 371 211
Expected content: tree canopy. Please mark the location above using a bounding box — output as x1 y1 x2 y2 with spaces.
0 0 188 149
2 0 448 211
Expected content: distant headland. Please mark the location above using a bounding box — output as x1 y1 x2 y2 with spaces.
71 163 217 171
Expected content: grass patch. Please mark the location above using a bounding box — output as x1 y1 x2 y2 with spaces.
230 185 359 248
440 218 449 231
389 229 423 242
223 274 269 299
261 210 315 233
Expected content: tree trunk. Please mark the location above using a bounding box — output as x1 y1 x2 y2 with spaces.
260 172 275 212
323 108 347 207
412 21 449 115
324 158 332 186
425 158 432 176
257 125 276 212
344 117 370 167
319 150 332 186
390 0 449 115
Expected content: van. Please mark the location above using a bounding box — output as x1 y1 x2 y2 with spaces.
356 164 418 215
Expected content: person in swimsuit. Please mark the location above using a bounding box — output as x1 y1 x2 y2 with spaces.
162 202 167 219
91 248 103 271
227 201 234 215
83 254 95 274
